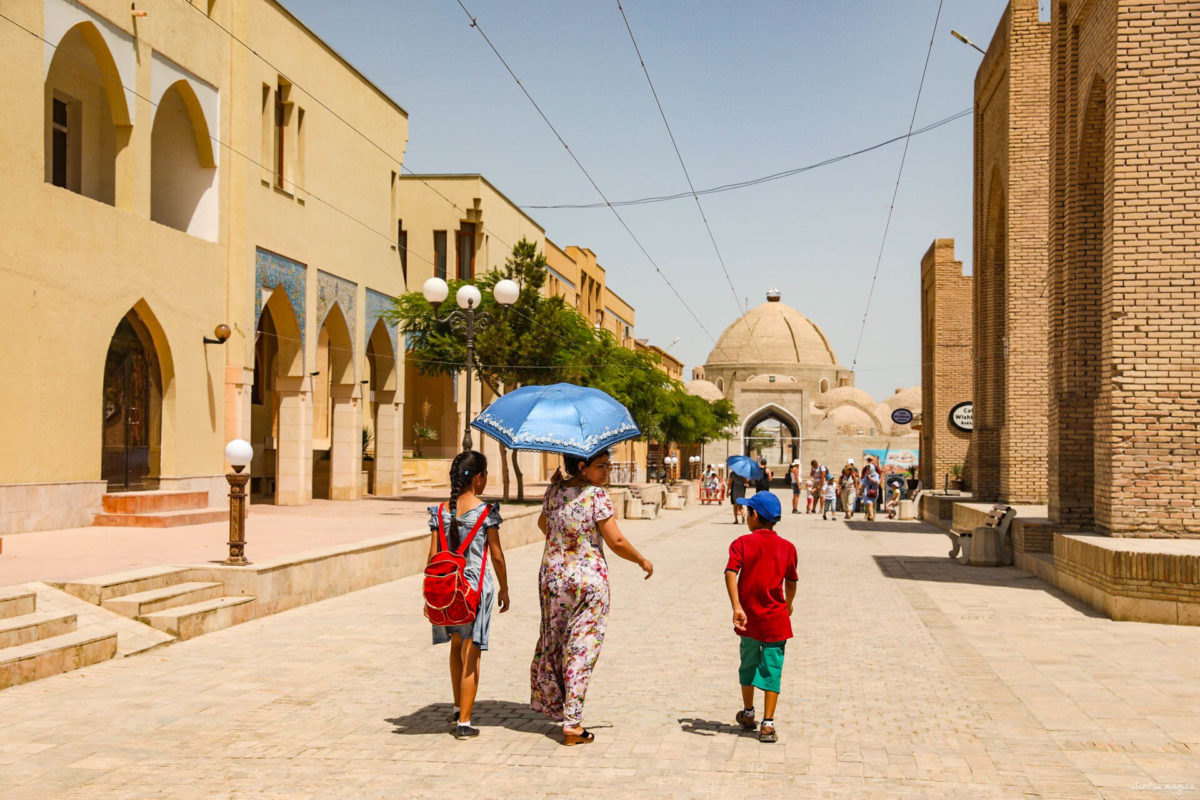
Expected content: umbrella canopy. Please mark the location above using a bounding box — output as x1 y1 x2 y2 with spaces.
726 455 764 481
471 383 640 458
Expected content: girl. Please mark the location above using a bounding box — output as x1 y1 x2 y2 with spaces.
428 450 510 740
822 475 837 520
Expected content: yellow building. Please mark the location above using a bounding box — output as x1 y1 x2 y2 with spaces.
1 0 410 531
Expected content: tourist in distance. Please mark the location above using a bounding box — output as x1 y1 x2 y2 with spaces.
886 484 902 519
728 468 748 524
839 460 860 520
725 491 798 744
821 473 838 520
804 477 815 513
809 460 829 514
425 451 510 741
788 459 802 514
531 449 653 746
755 458 773 493
860 456 880 522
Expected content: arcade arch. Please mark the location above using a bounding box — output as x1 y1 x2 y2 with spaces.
250 287 304 502
313 304 359 500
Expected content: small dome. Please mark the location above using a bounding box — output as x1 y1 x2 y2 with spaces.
826 405 878 436
684 379 724 402
812 385 875 410
882 385 921 411
706 291 840 368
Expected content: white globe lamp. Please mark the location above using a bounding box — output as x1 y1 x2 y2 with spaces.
224 439 253 473
493 279 520 306
422 277 449 305
456 284 483 310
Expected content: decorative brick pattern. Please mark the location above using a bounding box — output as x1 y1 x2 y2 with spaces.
973 0 1051 504
1048 0 1200 536
919 239 972 490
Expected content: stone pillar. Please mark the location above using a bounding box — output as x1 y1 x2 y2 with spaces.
373 391 404 497
329 384 362 500
225 366 254 441
274 376 312 505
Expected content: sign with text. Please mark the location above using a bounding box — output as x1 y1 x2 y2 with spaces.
891 408 914 425
949 401 973 432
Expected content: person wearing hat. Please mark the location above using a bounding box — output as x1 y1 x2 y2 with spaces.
724 491 798 744
787 459 802 514
839 459 860 520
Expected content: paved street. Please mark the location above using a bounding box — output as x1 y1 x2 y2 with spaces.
2 497 1199 799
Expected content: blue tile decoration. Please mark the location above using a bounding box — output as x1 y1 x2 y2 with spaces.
255 248 306 349
317 270 358 353
365 288 398 353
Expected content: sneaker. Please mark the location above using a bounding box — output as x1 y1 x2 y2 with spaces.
735 708 756 731
759 721 777 743
454 723 480 740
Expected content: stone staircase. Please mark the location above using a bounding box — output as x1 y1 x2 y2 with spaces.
402 466 448 494
0 586 117 689
60 567 255 641
94 490 229 528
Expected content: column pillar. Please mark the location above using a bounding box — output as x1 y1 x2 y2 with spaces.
274 376 312 505
373 391 404 497
329 384 362 500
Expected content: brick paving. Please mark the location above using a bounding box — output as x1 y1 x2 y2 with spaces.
1 498 1198 799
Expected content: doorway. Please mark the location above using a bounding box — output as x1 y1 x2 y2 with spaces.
101 313 162 491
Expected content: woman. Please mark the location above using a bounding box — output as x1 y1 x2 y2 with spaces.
788 459 802 514
839 460 860 520
531 449 653 745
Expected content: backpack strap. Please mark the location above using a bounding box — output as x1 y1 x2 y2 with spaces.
456 504 493 592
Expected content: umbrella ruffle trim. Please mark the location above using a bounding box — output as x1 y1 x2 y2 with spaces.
474 410 639 451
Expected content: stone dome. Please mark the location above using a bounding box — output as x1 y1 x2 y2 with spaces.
881 386 921 411
812 385 876 411
706 291 840 368
683 379 724 402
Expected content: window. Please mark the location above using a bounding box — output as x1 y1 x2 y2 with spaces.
274 81 287 187
51 98 69 188
456 223 476 280
397 220 408 284
434 231 447 280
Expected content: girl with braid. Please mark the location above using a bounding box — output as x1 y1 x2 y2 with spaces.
427 450 510 740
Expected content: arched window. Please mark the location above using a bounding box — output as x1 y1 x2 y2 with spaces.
819 378 829 393
151 80 218 239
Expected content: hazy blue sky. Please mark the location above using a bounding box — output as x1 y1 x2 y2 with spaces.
284 0 1012 399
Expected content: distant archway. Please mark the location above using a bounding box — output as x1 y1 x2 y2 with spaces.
741 403 801 466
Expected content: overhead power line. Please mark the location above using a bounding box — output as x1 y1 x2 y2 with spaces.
615 0 763 363
453 0 717 344
850 0 946 370
524 107 971 210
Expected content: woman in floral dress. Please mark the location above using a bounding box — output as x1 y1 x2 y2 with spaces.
530 449 653 745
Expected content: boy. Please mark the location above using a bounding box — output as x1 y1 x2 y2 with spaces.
822 476 837 520
725 491 798 743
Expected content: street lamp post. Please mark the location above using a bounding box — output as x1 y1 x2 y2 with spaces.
223 439 253 565
422 277 520 452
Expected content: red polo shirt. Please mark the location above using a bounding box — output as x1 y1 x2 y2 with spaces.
726 529 798 642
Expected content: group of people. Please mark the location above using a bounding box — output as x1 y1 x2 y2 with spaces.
784 457 900 521
426 449 798 746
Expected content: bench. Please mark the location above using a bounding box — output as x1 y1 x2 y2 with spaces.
947 504 1015 566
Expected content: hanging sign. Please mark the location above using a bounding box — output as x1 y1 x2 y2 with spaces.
891 408 914 425
949 401 973 432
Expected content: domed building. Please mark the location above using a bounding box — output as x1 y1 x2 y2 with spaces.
695 290 920 475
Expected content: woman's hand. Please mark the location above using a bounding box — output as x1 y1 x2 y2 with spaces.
498 588 511 613
639 557 654 579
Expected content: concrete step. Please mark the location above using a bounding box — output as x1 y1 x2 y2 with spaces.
0 612 77 649
57 567 192 605
93 507 230 528
0 589 37 620
0 629 118 690
140 596 256 641
101 490 209 514
102 582 224 618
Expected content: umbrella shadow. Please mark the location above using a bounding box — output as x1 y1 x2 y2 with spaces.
678 717 755 738
386 700 562 740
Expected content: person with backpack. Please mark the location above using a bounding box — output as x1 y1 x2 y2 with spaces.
424 450 510 740
755 458 773 493
809 460 829 514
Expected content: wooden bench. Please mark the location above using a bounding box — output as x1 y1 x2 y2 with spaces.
947 505 1016 566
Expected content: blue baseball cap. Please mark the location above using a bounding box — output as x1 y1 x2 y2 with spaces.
735 491 781 523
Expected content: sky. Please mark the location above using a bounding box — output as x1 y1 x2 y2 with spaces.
283 0 1013 399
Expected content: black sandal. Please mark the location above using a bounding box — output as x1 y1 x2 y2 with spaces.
563 728 595 746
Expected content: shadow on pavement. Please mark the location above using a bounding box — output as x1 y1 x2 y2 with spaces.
677 717 755 738
844 520 943 533
387 700 561 740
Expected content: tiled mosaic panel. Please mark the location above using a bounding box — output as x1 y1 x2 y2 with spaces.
255 248 307 350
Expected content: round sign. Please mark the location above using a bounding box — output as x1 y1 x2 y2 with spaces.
949 401 973 432
891 408 914 425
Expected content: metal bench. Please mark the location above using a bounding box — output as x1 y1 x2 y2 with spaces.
947 504 1015 566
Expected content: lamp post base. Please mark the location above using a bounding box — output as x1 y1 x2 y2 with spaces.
225 471 251 566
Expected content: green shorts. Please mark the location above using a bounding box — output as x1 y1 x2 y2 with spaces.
738 637 787 694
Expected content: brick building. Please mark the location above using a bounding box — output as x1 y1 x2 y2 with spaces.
920 240 972 491
972 0 1051 504
1047 0 1200 537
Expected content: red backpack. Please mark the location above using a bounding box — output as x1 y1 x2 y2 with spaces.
422 503 492 626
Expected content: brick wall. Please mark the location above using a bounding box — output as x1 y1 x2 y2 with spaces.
972 0 1051 504
1049 0 1200 536
920 239 972 490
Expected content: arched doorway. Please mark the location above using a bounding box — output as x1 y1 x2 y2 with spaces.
366 319 400 496
250 287 304 504
102 311 162 490
741 404 801 466
313 303 358 500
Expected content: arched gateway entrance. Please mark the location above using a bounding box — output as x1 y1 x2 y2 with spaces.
101 310 163 490
742 404 801 465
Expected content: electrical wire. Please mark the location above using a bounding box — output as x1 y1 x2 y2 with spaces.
850 0 946 370
615 0 762 363
524 108 971 209
453 0 716 343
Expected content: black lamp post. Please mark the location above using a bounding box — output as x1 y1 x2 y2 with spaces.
422 277 519 452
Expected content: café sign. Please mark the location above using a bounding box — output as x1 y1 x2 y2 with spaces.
949 401 973 433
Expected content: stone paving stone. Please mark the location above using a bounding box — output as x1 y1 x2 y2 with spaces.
0 502 1198 798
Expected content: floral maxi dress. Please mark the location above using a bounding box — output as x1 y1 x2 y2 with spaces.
530 483 614 727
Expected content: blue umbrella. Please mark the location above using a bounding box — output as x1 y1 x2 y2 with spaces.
470 383 640 458
726 455 764 481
